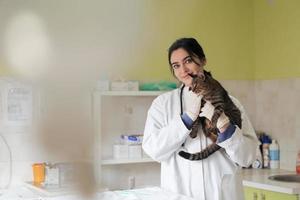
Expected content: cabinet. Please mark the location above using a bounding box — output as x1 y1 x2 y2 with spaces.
244 187 299 200
93 90 163 190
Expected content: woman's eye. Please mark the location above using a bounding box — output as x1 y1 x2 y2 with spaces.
185 58 192 64
172 64 180 69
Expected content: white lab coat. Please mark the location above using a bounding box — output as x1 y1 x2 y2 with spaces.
142 87 259 200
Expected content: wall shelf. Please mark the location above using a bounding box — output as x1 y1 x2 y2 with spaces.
94 90 165 96
101 157 156 165
93 90 164 189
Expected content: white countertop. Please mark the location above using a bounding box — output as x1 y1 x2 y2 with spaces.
2 169 300 199
241 169 300 194
0 186 194 200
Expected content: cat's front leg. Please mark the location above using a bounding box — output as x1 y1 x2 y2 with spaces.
202 118 218 142
211 107 223 127
189 118 200 138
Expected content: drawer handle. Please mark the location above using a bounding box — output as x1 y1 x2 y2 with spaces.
253 192 258 200
260 193 266 200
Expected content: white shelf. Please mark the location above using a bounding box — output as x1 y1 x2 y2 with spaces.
93 90 161 188
101 157 157 165
23 182 75 196
94 90 166 96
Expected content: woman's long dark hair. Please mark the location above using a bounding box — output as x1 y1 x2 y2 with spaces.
168 38 206 75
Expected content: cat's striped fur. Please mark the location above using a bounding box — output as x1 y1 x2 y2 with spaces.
179 70 242 160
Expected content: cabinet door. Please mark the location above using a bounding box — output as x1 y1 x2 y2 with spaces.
263 190 298 200
244 187 299 200
244 187 260 200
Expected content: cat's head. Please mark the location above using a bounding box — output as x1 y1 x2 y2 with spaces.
189 70 212 94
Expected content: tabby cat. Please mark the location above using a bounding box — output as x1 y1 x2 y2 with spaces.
179 70 242 160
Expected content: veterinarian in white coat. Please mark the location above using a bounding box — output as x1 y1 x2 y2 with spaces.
142 38 259 200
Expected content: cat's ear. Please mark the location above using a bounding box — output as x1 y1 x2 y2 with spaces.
203 70 212 78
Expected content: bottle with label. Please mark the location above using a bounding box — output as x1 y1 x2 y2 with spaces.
296 150 300 174
262 135 271 168
269 139 280 169
262 143 270 168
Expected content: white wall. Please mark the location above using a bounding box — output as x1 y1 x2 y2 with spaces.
0 0 160 188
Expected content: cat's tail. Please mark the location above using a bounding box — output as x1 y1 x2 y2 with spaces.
178 144 221 160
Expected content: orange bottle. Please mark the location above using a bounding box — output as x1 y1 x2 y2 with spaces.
32 163 45 186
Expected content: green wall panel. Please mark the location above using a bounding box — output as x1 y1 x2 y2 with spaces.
254 0 300 79
126 0 255 81
2 1 300 80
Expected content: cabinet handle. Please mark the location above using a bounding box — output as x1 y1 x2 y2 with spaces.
253 192 258 200
260 193 266 200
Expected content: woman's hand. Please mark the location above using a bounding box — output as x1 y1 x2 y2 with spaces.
185 90 202 121
199 101 230 133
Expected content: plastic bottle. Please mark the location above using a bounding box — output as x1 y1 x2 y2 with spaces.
296 150 300 174
262 135 271 168
262 143 270 168
269 139 280 169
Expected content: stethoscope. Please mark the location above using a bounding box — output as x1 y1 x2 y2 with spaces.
179 84 185 115
179 84 207 199
179 83 209 141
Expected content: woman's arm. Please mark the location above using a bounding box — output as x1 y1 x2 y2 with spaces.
142 96 190 162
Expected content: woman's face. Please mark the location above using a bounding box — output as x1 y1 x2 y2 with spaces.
170 48 206 87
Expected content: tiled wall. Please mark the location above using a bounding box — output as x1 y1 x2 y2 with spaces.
254 78 300 170
223 78 300 171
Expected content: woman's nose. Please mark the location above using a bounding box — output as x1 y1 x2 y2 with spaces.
181 64 190 73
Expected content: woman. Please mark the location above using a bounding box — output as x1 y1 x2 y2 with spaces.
142 38 259 200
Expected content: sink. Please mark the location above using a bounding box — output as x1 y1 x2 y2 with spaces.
268 174 300 183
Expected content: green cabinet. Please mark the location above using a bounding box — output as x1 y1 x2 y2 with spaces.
244 187 299 200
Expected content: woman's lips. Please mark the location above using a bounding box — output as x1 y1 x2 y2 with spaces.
182 75 191 79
